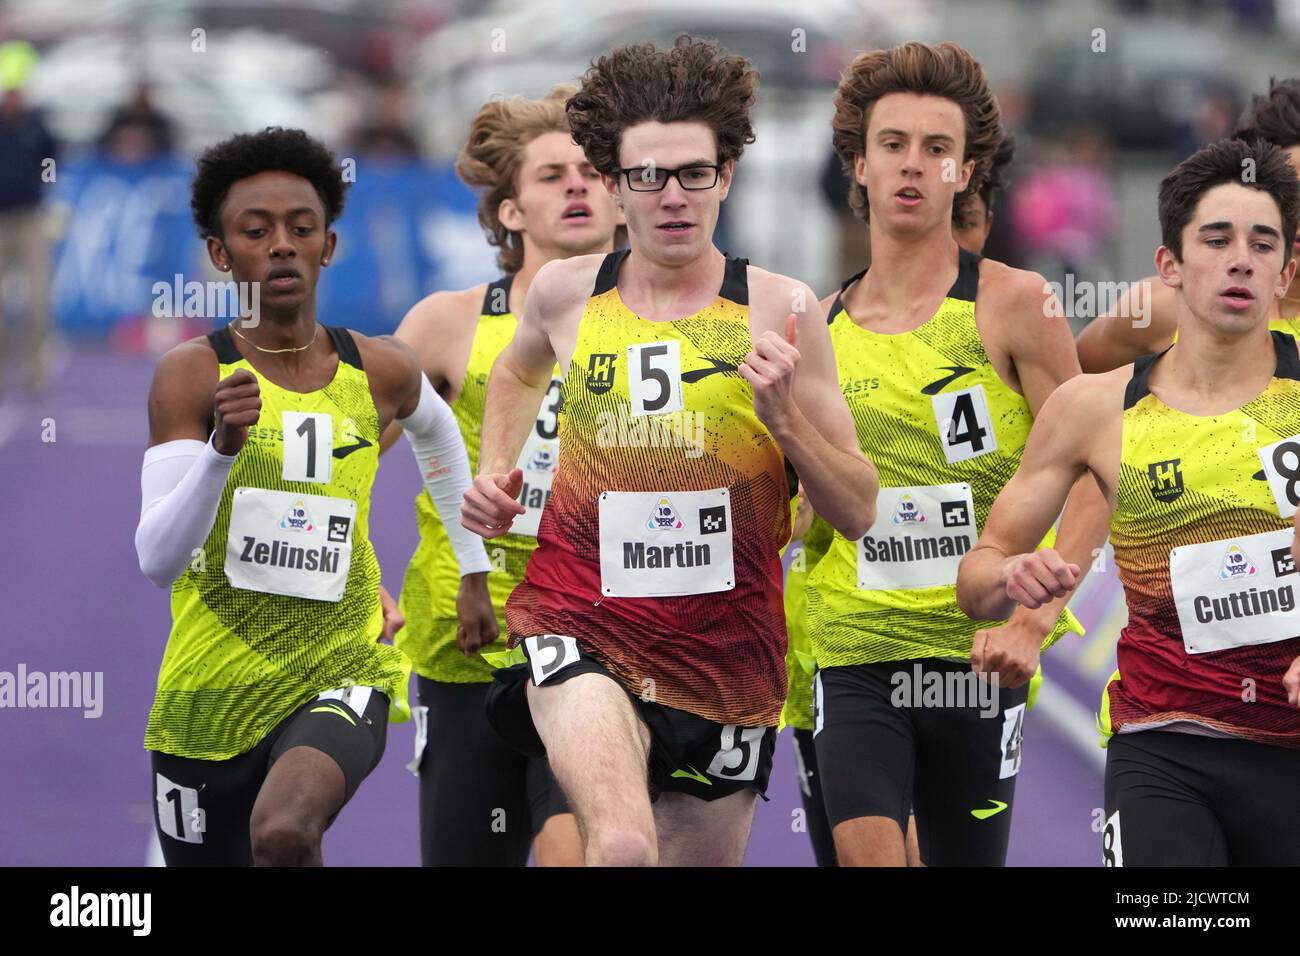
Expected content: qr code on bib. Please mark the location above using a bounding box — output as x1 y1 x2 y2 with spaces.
700 506 727 535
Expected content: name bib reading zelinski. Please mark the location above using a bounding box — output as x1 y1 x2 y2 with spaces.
857 483 977 590
1170 527 1300 655
598 488 734 598
225 487 356 602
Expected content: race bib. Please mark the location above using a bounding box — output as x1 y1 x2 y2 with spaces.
1257 433 1300 518
598 488 734 597
1170 527 1300 654
857 483 977 590
511 380 561 537
225 487 356 602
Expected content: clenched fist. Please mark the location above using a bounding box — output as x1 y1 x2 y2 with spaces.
213 368 261 456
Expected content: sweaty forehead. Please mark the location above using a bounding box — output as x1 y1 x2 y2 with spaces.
619 121 718 167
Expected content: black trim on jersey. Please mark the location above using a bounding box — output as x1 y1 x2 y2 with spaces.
1273 329 1300 381
826 247 981 325
589 247 750 305
1123 347 1165 410
326 325 364 370
719 255 750 306
482 275 515 316
591 248 631 296
785 457 799 500
206 326 242 364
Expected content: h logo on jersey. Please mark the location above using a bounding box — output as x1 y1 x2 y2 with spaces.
1147 459 1184 503
587 353 618 395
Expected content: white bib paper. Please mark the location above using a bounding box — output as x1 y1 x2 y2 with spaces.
1256 433 1300 519
511 431 558 537
857 483 978 590
225 487 356 602
1170 527 1300 654
598 488 734 598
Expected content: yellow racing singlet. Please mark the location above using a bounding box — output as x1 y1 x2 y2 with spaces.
806 249 1075 666
145 325 410 760
397 277 562 683
506 250 793 727
1103 331 1300 746
781 513 834 731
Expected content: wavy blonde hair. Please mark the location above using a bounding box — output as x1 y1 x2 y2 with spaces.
455 84 582 274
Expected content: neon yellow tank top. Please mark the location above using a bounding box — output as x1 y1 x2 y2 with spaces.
397 277 562 682
781 513 834 731
145 325 410 760
806 249 1074 666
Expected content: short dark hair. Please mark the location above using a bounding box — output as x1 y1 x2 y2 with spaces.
191 127 348 239
1157 137 1299 262
957 132 1015 228
566 35 758 176
1235 78 1300 149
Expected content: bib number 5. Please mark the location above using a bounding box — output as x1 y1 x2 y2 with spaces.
627 341 683 417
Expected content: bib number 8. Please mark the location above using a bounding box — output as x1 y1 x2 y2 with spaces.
1258 435 1300 517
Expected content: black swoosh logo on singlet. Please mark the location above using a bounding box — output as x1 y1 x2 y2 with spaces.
333 437 374 459
920 366 976 395
681 357 739 383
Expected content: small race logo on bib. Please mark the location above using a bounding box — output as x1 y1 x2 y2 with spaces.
646 497 684 531
1219 544 1257 581
893 495 926 525
280 500 315 533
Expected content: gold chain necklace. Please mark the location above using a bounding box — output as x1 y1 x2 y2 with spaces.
230 323 318 354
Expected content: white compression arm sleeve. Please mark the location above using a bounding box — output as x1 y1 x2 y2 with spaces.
399 374 493 576
135 437 238 588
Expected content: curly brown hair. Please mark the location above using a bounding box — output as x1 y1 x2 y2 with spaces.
831 41 1003 225
565 35 758 177
455 84 582 274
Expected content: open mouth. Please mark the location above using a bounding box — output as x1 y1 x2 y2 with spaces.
896 187 923 205
1222 286 1255 306
562 203 591 221
265 267 302 291
659 221 693 232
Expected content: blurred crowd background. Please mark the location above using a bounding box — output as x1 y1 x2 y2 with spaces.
1 0 1296 865
4 0 1300 369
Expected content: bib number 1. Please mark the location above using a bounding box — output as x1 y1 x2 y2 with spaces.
282 412 333 483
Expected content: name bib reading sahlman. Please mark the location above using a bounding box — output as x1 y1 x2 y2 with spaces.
225 487 356 602
1170 527 1300 654
857 483 977 590
598 488 734 597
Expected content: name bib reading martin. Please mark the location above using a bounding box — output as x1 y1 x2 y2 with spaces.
225 487 356 602
598 488 734 598
857 483 977 590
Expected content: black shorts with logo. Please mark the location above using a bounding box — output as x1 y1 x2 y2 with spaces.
485 636 777 802
1103 728 1300 866
150 686 388 866
813 659 1028 866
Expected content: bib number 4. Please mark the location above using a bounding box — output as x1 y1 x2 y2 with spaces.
932 385 998 464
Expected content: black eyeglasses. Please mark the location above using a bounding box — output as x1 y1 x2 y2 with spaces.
616 163 723 192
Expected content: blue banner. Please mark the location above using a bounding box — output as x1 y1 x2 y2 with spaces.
51 155 495 336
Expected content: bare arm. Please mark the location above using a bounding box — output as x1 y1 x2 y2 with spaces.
745 276 877 540
462 259 576 537
992 270 1113 635
957 375 1107 621
1075 276 1177 373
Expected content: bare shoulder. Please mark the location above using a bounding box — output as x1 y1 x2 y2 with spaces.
151 334 219 390
977 258 1056 322
1047 364 1130 421
396 285 485 339
746 264 821 330
146 335 221 443
353 330 421 382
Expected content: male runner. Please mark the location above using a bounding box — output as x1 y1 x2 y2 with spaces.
135 127 491 865
959 137 1300 865
381 86 620 866
462 36 877 866
786 136 1020 868
803 41 1108 867
1076 80 1300 371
